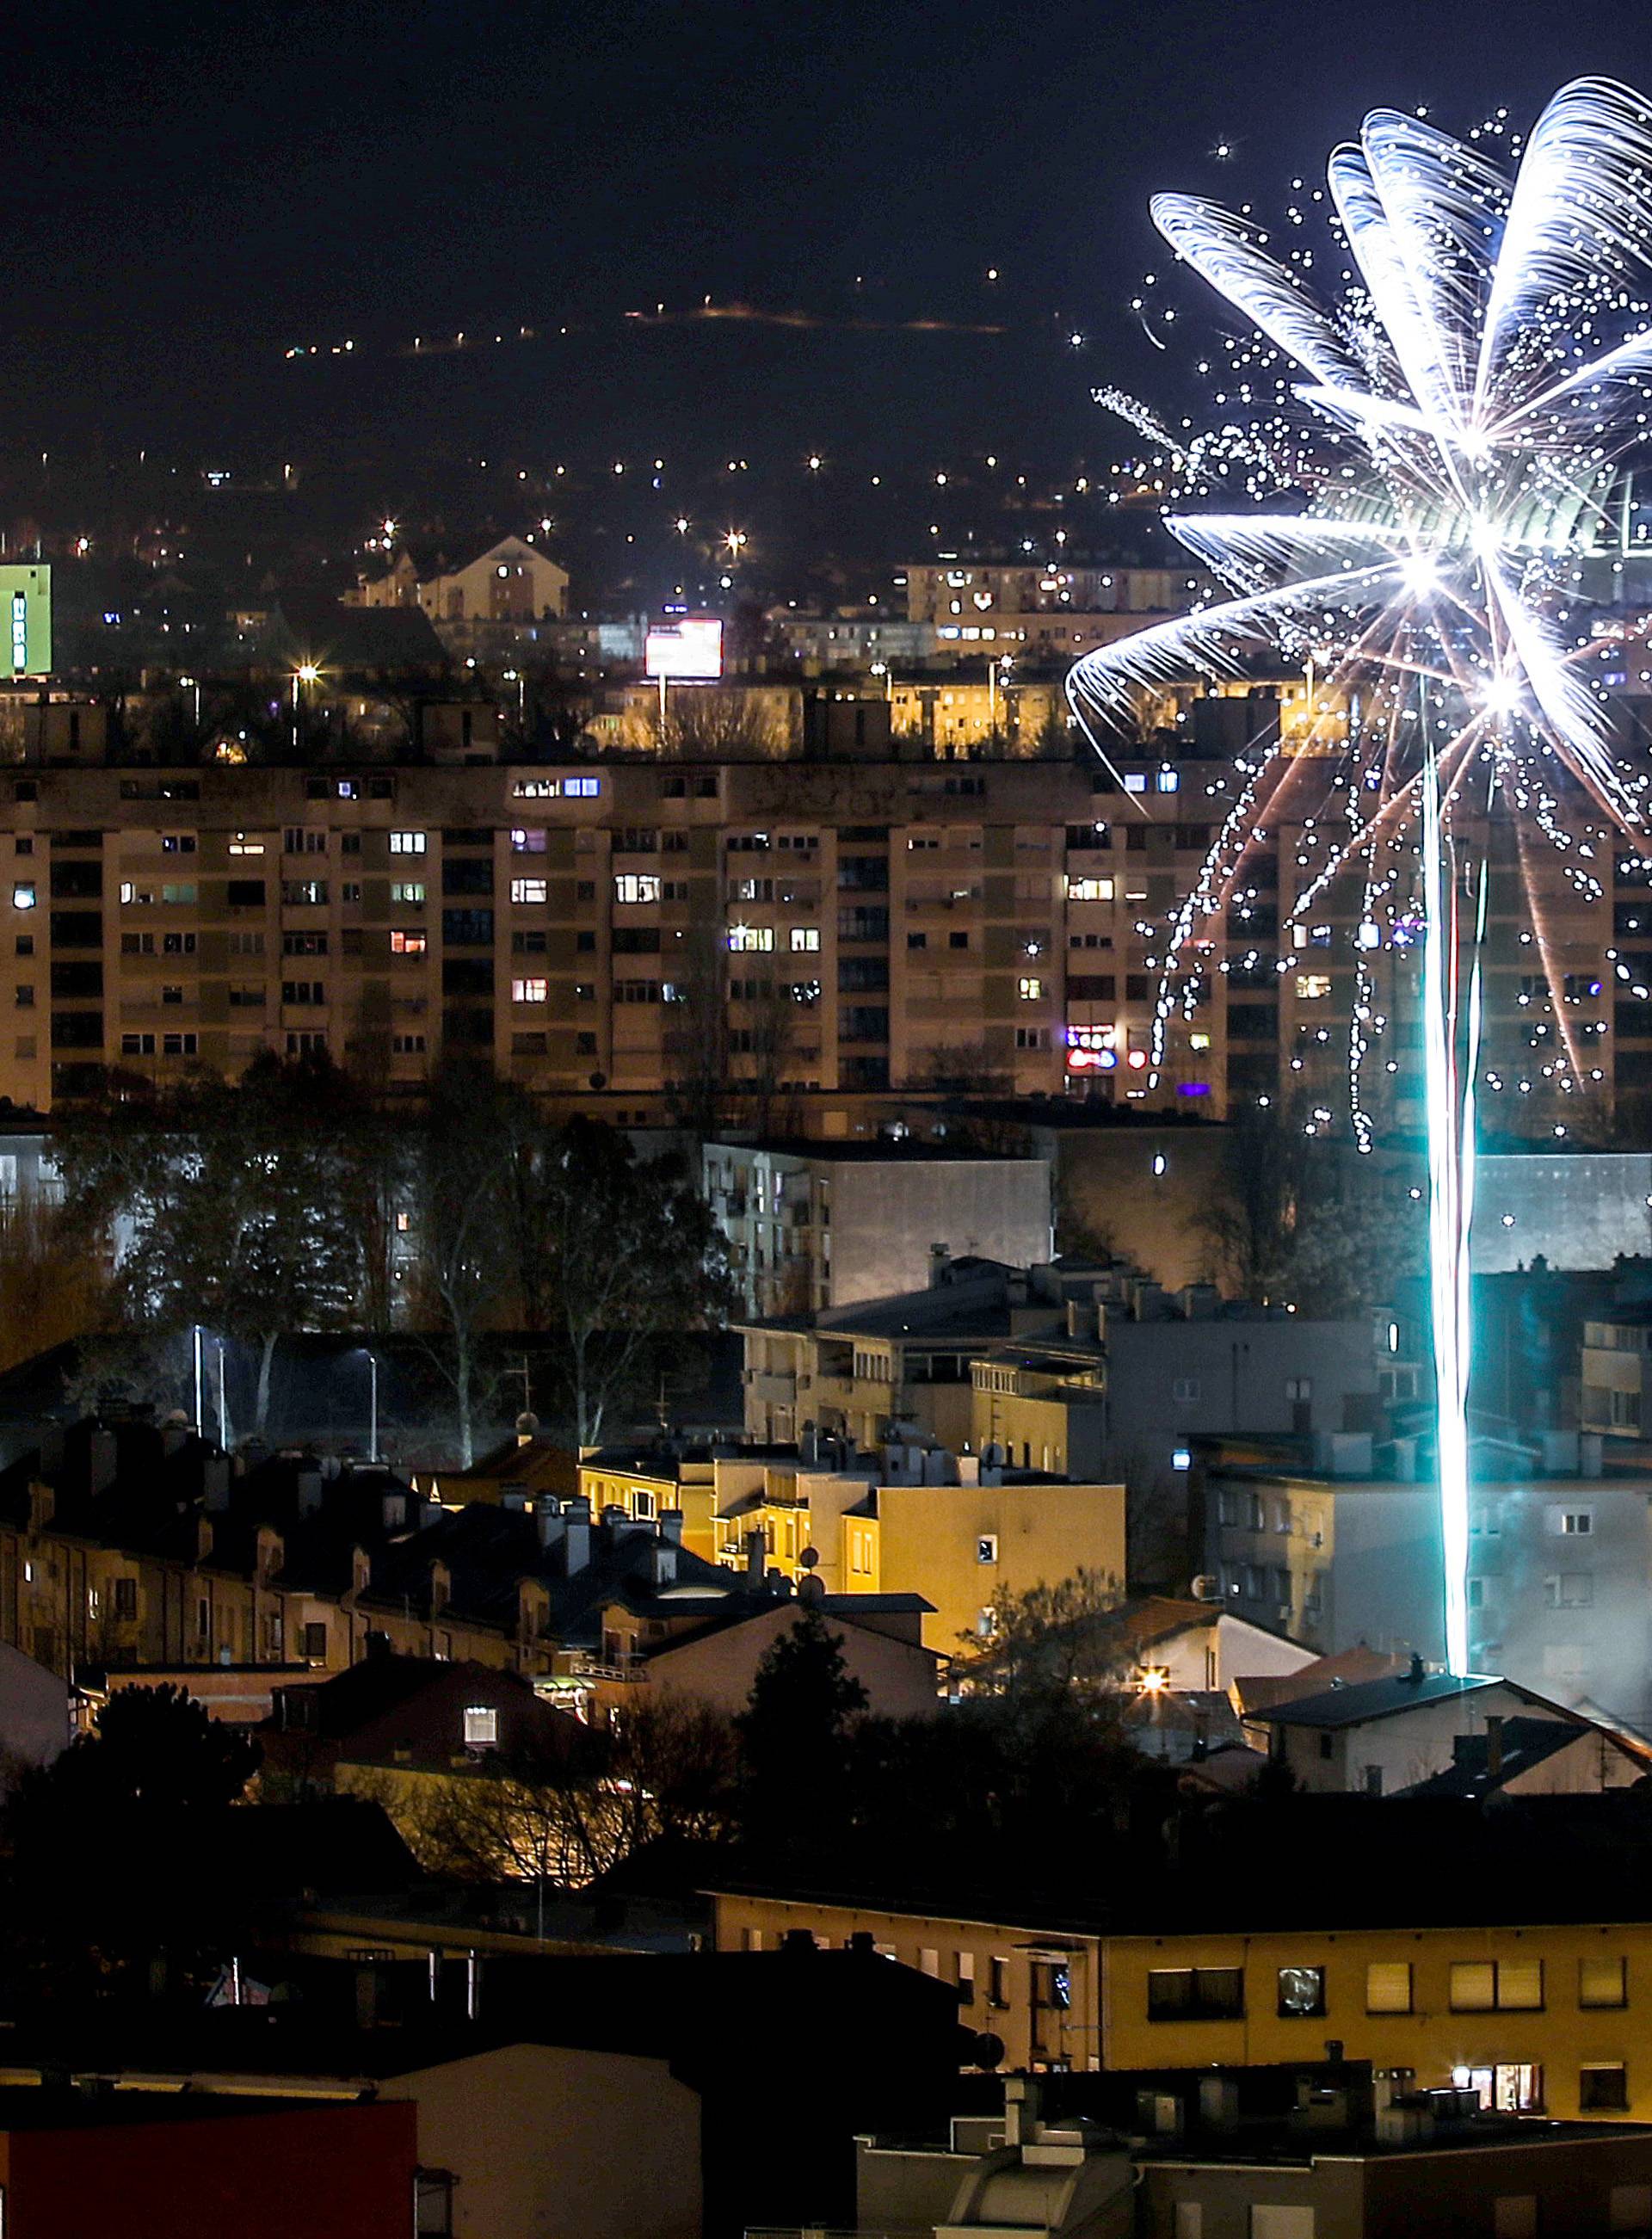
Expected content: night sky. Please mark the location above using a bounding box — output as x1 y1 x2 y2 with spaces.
10 1 1652 586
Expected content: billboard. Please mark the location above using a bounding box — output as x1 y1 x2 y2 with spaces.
0 566 51 677
645 616 722 681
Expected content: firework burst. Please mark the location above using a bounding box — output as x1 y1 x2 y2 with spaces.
1069 78 1652 1674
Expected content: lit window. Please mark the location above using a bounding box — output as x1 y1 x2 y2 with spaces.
389 830 426 854
614 874 661 904
1365 1962 1413 2014
1295 972 1332 1000
791 927 821 952
511 879 548 904
463 1705 498 1749
728 925 774 953
1124 773 1147 794
510 827 548 854
511 978 548 1003
977 1534 998 1564
390 929 426 955
10 885 33 910
228 834 264 855
1581 1956 1627 2009
1065 877 1114 902
1156 768 1180 793
1277 1965 1325 2018
1018 976 1043 1000
390 881 425 905
564 776 600 798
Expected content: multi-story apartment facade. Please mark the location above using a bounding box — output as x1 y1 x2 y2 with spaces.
1202 1437 1652 1732
710 1884 1652 2122
0 737 1631 1134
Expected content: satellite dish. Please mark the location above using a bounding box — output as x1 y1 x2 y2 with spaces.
971 2030 1006 2071
798 1545 819 1570
515 1411 540 1437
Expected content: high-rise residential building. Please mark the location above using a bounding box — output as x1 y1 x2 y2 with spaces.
0 727 1629 1138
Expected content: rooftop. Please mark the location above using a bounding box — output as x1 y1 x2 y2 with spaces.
1245 1671 1508 1731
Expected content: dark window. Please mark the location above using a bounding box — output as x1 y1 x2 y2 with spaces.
442 959 493 996
838 957 890 992
1068 975 1116 1001
441 908 495 946
441 858 493 897
50 961 102 998
49 861 102 900
613 928 661 953
1581 2065 1629 2113
302 1621 328 1660
442 828 492 848
112 1576 138 1619
840 1007 889 1042
51 1011 102 1049
1147 1966 1244 2020
226 879 266 907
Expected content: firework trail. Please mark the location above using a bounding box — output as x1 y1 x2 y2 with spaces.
1069 78 1652 1675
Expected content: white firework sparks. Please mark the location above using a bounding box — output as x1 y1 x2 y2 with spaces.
1069 77 1652 1676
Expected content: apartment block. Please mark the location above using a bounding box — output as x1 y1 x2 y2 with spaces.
0 743 1630 1137
703 1138 1052 1315
1203 1434 1652 1730
711 1879 1652 2122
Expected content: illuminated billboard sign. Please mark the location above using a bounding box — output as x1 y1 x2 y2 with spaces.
0 566 51 677
645 617 722 681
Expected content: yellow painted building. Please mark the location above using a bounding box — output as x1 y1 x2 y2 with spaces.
705 1464 1125 1656
865 1477 1125 1655
576 1452 777 1568
711 1889 1652 2123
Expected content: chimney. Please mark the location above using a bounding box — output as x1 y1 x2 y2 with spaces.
957 1453 981 1487
203 1455 231 1512
537 1496 566 1552
1485 1715 1504 1779
928 1242 951 1288
382 1490 408 1533
89 1428 119 1496
1405 1650 1426 1685
745 1527 766 1586
1003 2076 1041 2148
659 1508 684 1546
296 1468 323 1519
562 1500 591 1576
650 1539 678 1588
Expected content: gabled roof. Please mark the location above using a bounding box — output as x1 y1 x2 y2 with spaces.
267 595 447 673
1235 1646 1407 1717
1402 1717 1626 1798
1248 1670 1513 1731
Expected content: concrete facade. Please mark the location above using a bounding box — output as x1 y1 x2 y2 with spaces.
387 2040 700 2239
1206 1456 1652 1731
705 1140 1052 1315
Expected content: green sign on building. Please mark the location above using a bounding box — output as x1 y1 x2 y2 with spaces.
0 565 52 676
